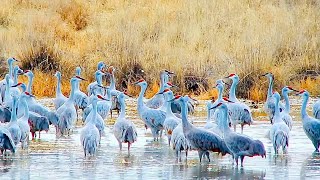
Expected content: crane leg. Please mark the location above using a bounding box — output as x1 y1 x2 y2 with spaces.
233 125 236 132
128 142 131 152
235 155 239 166
198 151 204 163
205 151 210 162
118 141 122 151
168 136 171 146
241 124 244 134
39 131 41 139
240 156 245 167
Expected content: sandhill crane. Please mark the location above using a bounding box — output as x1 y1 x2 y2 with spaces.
281 86 298 130
57 76 85 136
7 95 21 145
173 95 229 162
160 89 181 146
107 66 121 118
269 92 290 154
224 74 253 133
262 72 285 123
297 90 320 152
73 67 89 120
53 71 67 110
113 92 137 152
210 102 266 167
0 57 18 103
87 61 106 96
145 70 174 109
134 79 166 141
80 95 101 157
17 93 31 149
84 94 107 141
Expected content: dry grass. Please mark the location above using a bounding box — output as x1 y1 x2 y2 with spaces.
0 0 319 101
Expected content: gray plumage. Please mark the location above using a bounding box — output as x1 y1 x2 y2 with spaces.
211 102 266 167
313 99 320 119
0 126 16 154
53 71 67 110
270 92 290 154
298 90 320 152
177 95 229 162
0 106 11 123
7 96 21 145
80 96 101 157
113 92 137 152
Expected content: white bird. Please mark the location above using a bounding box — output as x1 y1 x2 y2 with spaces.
73 67 89 119
281 86 298 130
159 88 181 146
53 71 67 110
84 94 106 141
313 97 320 119
173 95 229 162
297 90 320 152
80 95 101 157
57 76 85 136
269 92 290 154
113 92 137 152
225 73 253 133
7 96 21 145
0 57 18 103
134 79 166 141
87 61 106 96
17 93 31 149
262 72 285 123
210 102 266 167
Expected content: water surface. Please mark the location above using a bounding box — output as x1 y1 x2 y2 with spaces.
1 98 319 180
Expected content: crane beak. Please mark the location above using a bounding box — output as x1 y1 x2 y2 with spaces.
11 83 21 87
97 84 109 89
124 91 133 98
97 95 107 101
75 76 86 81
260 73 268 77
165 70 175 75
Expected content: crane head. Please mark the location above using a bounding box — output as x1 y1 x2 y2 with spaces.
158 88 171 95
97 94 107 101
168 95 181 102
133 79 145 85
123 90 133 97
11 82 23 87
225 73 236 78
222 97 234 103
296 89 307 96
75 76 86 81
24 91 35 98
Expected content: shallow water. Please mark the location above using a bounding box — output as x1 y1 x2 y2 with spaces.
1 98 320 180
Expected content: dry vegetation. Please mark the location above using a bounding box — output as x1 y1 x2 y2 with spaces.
0 0 320 101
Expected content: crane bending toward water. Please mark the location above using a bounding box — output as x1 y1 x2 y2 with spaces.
297 90 320 152
57 76 85 136
224 73 253 133
87 61 107 96
210 102 266 167
53 71 67 110
113 92 137 152
172 95 229 162
269 92 290 154
281 86 298 130
135 79 166 141
262 72 285 123
80 95 101 157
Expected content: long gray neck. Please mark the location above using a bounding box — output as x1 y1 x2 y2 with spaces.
27 75 33 93
69 80 76 101
118 98 126 119
283 92 290 114
9 62 13 79
301 94 309 120
218 86 224 101
181 99 192 131
229 79 238 102
11 98 17 122
158 73 166 93
221 107 231 134
22 98 29 120
165 93 175 117
267 76 274 98
110 73 116 90
274 97 281 123
13 69 18 85
137 85 147 111
5 77 10 102
56 75 62 96
89 101 98 125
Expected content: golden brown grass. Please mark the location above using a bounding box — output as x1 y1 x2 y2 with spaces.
0 0 319 101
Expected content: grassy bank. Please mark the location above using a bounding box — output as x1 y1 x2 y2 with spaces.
0 0 319 101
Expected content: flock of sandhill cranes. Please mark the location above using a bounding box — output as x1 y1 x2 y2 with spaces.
0 57 320 167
